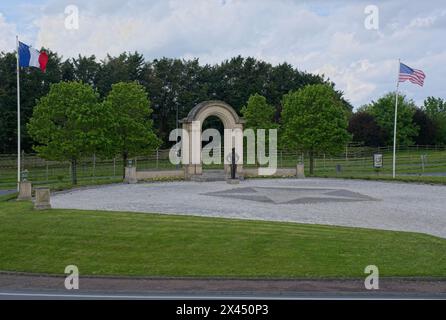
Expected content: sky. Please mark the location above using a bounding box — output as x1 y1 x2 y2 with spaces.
0 0 445 108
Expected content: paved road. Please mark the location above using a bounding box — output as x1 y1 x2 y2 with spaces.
52 178 446 238
1 273 445 300
0 189 15 196
2 291 445 300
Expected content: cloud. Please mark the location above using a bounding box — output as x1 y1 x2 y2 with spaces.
2 0 446 107
0 13 17 52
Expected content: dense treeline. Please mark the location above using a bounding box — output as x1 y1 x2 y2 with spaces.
0 51 349 153
1 50 444 154
349 94 446 147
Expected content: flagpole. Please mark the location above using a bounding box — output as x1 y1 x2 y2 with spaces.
16 35 21 190
392 58 400 179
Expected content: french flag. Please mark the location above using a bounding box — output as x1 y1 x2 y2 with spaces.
18 42 48 72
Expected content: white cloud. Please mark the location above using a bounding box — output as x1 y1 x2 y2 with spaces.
2 0 446 107
0 13 17 52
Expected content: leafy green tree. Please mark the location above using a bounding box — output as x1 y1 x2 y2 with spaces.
281 84 351 174
103 82 161 177
241 94 278 165
241 94 277 131
423 97 446 145
27 82 108 185
363 93 419 146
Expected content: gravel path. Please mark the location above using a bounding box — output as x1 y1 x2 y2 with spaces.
52 178 446 238
0 190 15 196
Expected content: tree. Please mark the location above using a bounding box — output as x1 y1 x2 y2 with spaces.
96 52 144 97
0 50 64 153
423 97 446 145
1 49 349 153
27 82 108 184
281 84 351 174
103 82 161 177
241 94 277 131
412 109 437 145
348 112 387 147
141 58 189 143
241 94 277 165
363 92 419 146
72 55 101 86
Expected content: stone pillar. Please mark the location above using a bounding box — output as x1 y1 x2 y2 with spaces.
17 181 32 201
297 164 305 179
183 120 203 180
125 167 137 184
34 187 51 210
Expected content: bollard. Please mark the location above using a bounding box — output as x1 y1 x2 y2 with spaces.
296 164 305 179
34 187 51 210
17 181 32 201
336 164 342 175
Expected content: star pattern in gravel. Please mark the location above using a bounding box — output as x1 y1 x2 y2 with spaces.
202 187 376 204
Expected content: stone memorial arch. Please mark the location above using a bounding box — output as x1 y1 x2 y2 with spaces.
181 101 245 180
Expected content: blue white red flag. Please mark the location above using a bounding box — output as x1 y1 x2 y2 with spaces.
18 42 48 72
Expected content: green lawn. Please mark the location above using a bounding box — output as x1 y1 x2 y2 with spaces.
0 199 445 278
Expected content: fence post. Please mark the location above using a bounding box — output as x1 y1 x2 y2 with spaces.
113 158 116 178
93 153 96 180
156 149 159 169
280 150 283 168
46 161 49 182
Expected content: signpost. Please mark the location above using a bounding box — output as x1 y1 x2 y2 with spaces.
373 153 383 169
374 153 383 175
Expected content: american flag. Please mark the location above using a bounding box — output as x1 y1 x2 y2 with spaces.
399 63 426 87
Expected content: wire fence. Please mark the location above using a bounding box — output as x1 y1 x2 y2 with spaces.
1 145 445 189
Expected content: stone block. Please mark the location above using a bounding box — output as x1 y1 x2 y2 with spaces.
17 181 32 201
34 187 51 210
297 164 305 179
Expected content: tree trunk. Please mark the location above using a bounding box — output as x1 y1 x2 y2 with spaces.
71 158 78 185
309 151 314 175
122 151 128 179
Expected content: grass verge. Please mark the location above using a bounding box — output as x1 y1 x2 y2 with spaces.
0 198 445 278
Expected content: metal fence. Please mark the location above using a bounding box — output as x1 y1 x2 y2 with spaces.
1 145 445 189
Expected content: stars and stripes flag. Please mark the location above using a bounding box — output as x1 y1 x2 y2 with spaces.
399 62 426 87
392 60 426 179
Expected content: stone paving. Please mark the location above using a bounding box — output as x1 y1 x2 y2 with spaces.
51 178 446 238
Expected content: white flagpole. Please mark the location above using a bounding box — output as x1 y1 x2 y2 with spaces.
16 35 21 190
392 59 401 179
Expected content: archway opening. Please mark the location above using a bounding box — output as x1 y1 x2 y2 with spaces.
202 115 224 170
182 101 244 180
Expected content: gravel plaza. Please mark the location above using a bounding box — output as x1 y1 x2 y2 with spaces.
51 178 446 239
